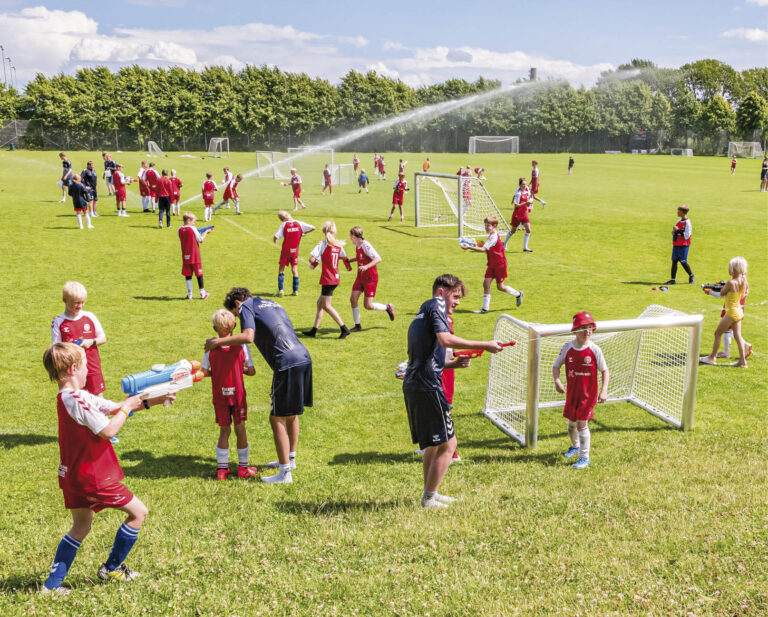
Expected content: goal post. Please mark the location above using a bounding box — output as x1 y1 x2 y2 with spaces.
469 136 519 155
483 305 703 448
207 137 229 158
326 163 356 186
255 151 289 179
727 141 764 159
670 148 693 156
414 171 510 238
146 141 165 157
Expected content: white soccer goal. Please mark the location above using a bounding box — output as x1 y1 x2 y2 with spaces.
207 137 229 158
727 141 764 159
255 151 290 179
146 141 165 157
670 148 694 156
325 163 356 186
414 172 510 237
468 136 519 155
483 305 703 448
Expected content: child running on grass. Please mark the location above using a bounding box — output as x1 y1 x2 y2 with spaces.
322 164 332 195
358 168 370 193
347 225 395 331
283 168 306 211
214 172 243 215
529 160 546 207
461 216 523 313
305 221 351 339
552 311 610 470
179 211 211 300
273 210 315 297
40 342 174 594
504 177 534 252
201 309 258 480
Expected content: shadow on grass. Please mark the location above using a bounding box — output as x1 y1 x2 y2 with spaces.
0 433 58 449
0 573 45 594
44 226 81 230
133 296 190 302
621 281 663 286
299 327 350 338
274 498 400 515
380 225 420 237
454 307 506 315
119 450 211 479
328 451 418 465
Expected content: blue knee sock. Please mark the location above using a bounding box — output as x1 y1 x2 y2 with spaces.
45 534 81 589
278 273 285 291
105 523 140 571
293 276 299 293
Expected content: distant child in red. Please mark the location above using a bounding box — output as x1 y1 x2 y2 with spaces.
398 159 407 174
667 204 694 285
378 156 386 180
215 172 242 215
305 221 351 339
553 312 609 470
348 225 395 331
504 177 534 251
322 164 332 195
374 152 380 176
179 211 211 299
529 160 546 207
41 342 174 593
144 162 159 213
461 216 523 313
137 161 150 212
214 167 235 213
112 163 131 217
283 168 306 211
201 309 257 480
273 210 315 296
170 169 183 216
156 169 173 228
201 172 216 222
474 167 486 180
731 156 737 175
388 172 409 222
353 154 359 173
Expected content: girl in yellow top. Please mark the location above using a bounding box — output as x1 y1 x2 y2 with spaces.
700 257 749 368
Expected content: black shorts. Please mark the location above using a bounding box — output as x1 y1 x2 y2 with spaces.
321 284 337 297
271 362 313 417
403 388 455 449
86 188 97 201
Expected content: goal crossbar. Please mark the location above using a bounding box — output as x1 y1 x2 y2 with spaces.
728 141 764 159
469 136 519 154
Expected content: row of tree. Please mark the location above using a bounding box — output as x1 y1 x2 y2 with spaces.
1 59 766 153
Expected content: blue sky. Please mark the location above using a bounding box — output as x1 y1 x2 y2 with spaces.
1 0 766 88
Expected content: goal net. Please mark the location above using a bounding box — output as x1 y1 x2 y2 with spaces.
207 137 229 158
146 141 165 157
483 305 703 448
414 172 510 237
255 151 290 179
468 136 519 155
727 141 764 159
326 163 356 186
670 148 693 156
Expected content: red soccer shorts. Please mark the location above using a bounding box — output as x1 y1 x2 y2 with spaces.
74 205 87 213
62 481 134 512
279 249 299 267
139 184 149 197
182 263 203 277
222 188 233 201
115 189 126 203
392 195 404 206
293 187 301 198
511 207 529 227
215 403 247 427
484 265 508 284
352 276 378 298
530 180 540 194
563 403 596 422
85 373 105 396
203 198 214 206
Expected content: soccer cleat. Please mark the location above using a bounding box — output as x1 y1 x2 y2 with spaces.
386 304 396 321
435 493 457 503
158 222 163 228
59 198 66 203
216 468 230 481
563 446 579 459
421 497 449 509
665 280 676 285
304 328 317 338
746 344 753 359
516 291 524 307
275 290 285 297
350 325 363 332
291 291 298 296
523 248 533 252
261 471 292 484
339 326 351 339
716 352 729 359
387 216 392 222
40 586 71 596
689 275 695 284
110 436 119 444
97 562 139 582
186 293 193 300
200 291 210 300
237 465 258 479
572 457 590 469
699 356 716 366
479 308 490 314
87 224 95 229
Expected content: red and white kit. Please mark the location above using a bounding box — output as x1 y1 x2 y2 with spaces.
483 230 507 283
138 167 149 197
392 178 408 206
511 185 532 227
530 167 540 194
144 167 159 199
222 177 239 202
310 240 347 285
353 156 359 172
290 173 302 198
51 312 106 394
179 225 203 277
112 170 127 203
552 341 608 421
275 219 314 266
673 218 692 247
201 180 216 206
202 344 253 426
323 167 332 187
352 240 380 298
170 176 183 201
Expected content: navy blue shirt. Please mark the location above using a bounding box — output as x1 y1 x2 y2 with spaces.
403 297 451 391
81 168 98 190
68 182 88 208
61 159 72 182
238 297 311 371
104 159 116 173
358 173 369 185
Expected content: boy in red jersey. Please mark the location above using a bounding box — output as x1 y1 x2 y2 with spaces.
347 226 395 331
305 221 351 339
214 172 242 215
388 172 410 222
137 161 150 212
112 163 131 217
41 343 174 593
474 167 486 181
169 169 183 215
322 164 332 195
273 210 315 297
144 162 159 213
731 156 737 175
201 172 216 222
201 309 257 480
353 154 359 173
378 156 386 180
156 169 173 228
553 312 610 470
461 216 523 313
374 152 380 177
214 167 235 213
283 168 306 211
179 211 211 299
667 204 694 285
398 159 407 174
504 177 533 251
529 160 546 207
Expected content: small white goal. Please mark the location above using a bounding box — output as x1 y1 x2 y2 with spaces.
468 136 519 155
727 141 764 159
147 141 165 157
207 137 229 158
670 148 693 156
255 151 290 179
324 163 356 186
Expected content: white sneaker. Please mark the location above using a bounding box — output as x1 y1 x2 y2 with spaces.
264 460 296 469
87 224 95 229
59 198 66 203
421 497 449 509
261 471 292 484
434 493 457 504
40 586 71 596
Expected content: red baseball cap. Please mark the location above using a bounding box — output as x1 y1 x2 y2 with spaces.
571 311 596 332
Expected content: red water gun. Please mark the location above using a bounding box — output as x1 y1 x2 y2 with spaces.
453 341 516 359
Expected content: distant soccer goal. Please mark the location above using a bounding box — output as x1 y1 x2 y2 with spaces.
468 136 519 155
326 163 356 186
255 151 290 179
728 141 764 159
146 141 165 157
670 148 694 156
414 171 510 238
207 137 229 158
483 305 703 448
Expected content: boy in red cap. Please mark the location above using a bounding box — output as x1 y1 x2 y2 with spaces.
552 312 610 469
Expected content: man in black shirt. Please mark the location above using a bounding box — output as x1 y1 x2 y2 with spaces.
81 160 99 218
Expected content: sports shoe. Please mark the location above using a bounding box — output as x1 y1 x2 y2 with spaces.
716 352 729 359
479 308 490 314
40 586 71 595
264 459 296 469
386 304 396 321
339 326 351 339
540 200 546 207
186 293 193 300
387 216 392 222
563 446 579 459
516 291 524 307
350 325 363 332
87 224 95 229
746 343 753 359
435 493 457 503
689 275 695 284
291 291 298 296
216 468 230 481
110 436 119 444
97 562 139 582
59 198 66 203
699 356 716 365
304 328 317 338
572 457 590 469
523 248 533 252
275 290 284 297
665 279 676 285
421 497 449 509
237 465 258 479
261 471 292 484
200 291 210 300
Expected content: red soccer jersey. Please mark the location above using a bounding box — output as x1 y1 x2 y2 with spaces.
145 168 159 191
230 179 239 198
276 220 308 254
311 241 346 285
355 240 380 283
56 389 123 491
156 176 172 198
51 311 105 394
179 225 202 265
112 171 126 191
170 176 182 198
673 218 692 247
202 180 216 204
204 345 249 408
484 231 506 269
553 341 608 421
393 179 407 198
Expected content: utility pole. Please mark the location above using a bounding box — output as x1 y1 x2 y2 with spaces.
0 46 6 84
6 58 11 87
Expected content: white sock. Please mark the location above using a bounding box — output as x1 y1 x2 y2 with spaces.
205 207 211 221
372 302 387 311
504 231 513 247
76 214 83 229
568 421 579 447
237 445 249 467
85 213 92 227
185 279 193 295
352 306 361 325
482 294 491 311
502 285 518 296
523 233 530 250
723 332 732 355
234 199 240 213
215 446 229 468
578 427 590 459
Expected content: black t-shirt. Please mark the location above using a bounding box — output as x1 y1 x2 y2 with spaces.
68 182 87 206
238 297 311 371
403 297 451 391
61 159 72 181
81 168 98 190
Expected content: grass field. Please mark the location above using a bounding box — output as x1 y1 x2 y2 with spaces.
0 149 765 617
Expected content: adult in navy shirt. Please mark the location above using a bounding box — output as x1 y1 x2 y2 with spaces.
59 152 73 202
103 152 117 196
81 160 99 217
205 287 312 484
403 273 502 509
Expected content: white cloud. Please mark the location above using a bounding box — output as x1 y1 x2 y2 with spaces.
722 27 768 42
746 0 768 6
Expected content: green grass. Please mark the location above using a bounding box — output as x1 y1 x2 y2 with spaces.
0 149 766 616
